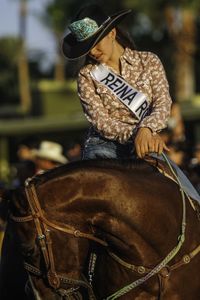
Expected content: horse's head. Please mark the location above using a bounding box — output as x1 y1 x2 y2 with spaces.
8 158 200 300
10 174 99 300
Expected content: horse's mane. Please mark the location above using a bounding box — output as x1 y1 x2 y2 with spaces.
30 158 157 187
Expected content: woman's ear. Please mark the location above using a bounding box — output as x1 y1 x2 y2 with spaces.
109 28 116 40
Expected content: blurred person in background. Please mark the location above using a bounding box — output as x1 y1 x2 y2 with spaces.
32 140 68 173
11 136 40 188
16 136 40 162
65 139 82 162
11 160 37 188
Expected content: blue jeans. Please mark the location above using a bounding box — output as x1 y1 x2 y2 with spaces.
82 129 136 160
82 128 200 203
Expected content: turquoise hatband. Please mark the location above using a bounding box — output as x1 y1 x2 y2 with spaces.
69 17 110 42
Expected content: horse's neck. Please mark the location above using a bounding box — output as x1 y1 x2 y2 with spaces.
36 166 183 265
79 169 182 265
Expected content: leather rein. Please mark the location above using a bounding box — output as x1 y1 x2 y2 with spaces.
10 177 107 299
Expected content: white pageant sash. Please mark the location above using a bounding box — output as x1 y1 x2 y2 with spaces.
90 64 149 120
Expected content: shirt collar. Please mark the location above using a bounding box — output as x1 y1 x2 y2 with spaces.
80 48 135 75
121 47 135 65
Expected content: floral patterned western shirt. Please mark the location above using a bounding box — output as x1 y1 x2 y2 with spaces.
77 48 172 144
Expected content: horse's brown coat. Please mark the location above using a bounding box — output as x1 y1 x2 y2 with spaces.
1 159 200 299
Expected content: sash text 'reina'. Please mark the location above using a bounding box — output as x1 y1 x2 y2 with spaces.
91 64 149 120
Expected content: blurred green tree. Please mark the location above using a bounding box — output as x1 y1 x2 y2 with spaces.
18 0 31 113
125 0 200 101
0 37 22 108
0 0 31 115
39 0 73 81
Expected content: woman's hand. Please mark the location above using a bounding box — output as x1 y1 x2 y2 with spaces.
134 127 169 158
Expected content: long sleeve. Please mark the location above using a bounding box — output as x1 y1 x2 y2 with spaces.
138 53 172 132
78 70 135 143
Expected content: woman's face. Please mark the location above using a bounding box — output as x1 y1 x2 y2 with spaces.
89 29 115 64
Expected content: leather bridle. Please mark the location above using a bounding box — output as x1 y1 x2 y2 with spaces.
10 178 107 299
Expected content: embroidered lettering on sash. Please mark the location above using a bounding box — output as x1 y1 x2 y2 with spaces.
90 64 149 120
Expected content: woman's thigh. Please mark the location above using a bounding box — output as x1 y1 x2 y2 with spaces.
82 134 136 160
82 136 118 160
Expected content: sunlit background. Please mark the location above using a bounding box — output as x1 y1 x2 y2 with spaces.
0 0 200 189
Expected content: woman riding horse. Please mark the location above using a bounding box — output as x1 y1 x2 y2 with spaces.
62 4 200 204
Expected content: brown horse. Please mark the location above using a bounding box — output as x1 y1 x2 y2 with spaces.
1 158 200 300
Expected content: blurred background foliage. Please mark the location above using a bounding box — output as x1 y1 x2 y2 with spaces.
1 0 200 100
0 37 22 105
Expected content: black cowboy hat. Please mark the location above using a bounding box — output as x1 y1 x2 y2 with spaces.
61 4 131 60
